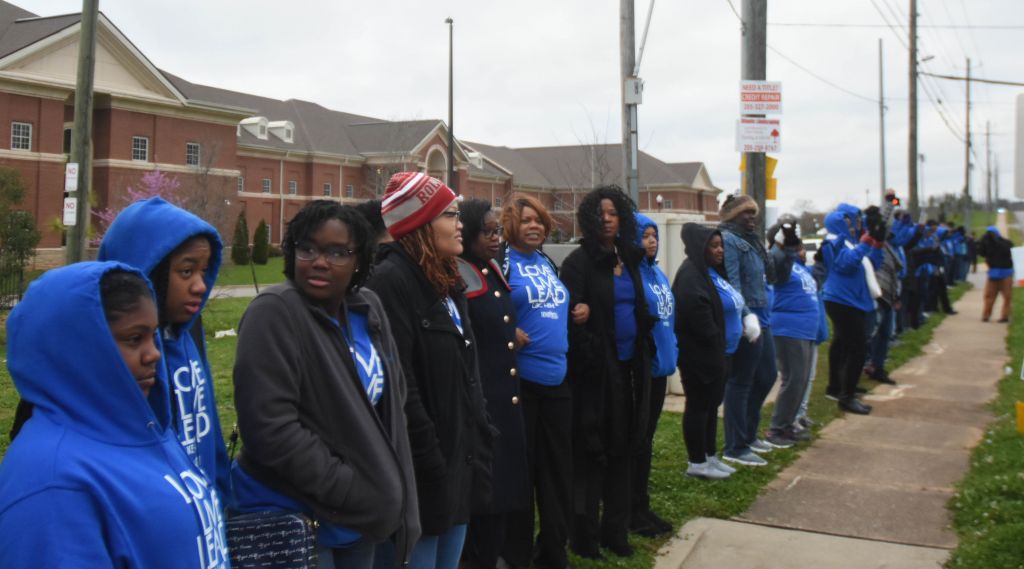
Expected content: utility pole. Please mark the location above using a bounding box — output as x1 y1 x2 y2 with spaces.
907 0 919 217
994 156 1000 206
963 57 971 225
878 38 887 202
445 17 457 194
66 0 99 263
742 0 768 234
985 120 992 211
620 0 640 205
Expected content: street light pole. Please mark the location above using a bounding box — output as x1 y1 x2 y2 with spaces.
66 0 99 263
445 17 457 194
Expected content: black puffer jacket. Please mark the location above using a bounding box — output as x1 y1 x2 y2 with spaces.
366 243 495 536
673 224 727 384
978 229 1013 270
560 239 653 460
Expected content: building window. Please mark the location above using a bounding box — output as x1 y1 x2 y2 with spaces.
494 196 503 208
131 136 149 161
285 128 293 139
345 184 355 198
62 128 72 154
237 176 244 193
663 199 673 209
259 125 267 137
288 180 298 195
185 142 201 166
323 183 332 197
10 122 31 150
261 178 272 193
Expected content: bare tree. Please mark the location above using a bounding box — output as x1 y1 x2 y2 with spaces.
178 139 235 238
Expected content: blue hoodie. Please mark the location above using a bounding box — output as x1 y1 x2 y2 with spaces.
771 261 820 341
0 262 229 568
635 214 678 377
821 203 883 312
98 197 229 498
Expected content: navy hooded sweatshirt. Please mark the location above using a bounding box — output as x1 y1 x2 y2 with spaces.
635 213 678 377
0 262 229 568
98 197 229 498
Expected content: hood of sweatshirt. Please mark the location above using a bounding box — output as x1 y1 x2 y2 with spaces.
634 212 659 264
987 225 1001 237
7 262 171 444
98 197 222 333
825 203 862 242
681 223 720 275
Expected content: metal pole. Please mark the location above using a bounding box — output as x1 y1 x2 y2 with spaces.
986 120 992 211
878 38 887 202
620 0 640 204
66 0 99 263
907 0 919 218
445 17 457 193
964 57 971 225
742 0 767 235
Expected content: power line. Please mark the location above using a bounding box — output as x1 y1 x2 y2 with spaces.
767 22 1024 29
921 72 1024 87
723 0 742 24
766 45 878 102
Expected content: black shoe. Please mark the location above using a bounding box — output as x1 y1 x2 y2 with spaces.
570 541 604 561
629 515 661 538
601 539 633 557
839 398 872 415
854 386 868 394
869 368 897 385
946 310 958 315
643 510 673 534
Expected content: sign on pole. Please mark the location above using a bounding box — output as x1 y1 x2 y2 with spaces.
736 118 781 153
63 197 77 226
740 80 782 115
64 162 78 193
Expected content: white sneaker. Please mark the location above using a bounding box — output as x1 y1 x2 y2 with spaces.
686 461 730 480
749 439 773 453
706 454 737 474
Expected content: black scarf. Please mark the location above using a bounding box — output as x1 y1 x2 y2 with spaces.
718 221 776 285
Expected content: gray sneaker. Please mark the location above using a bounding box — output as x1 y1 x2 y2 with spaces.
722 451 768 466
764 430 796 449
706 454 737 474
784 426 812 441
749 439 773 453
686 461 731 480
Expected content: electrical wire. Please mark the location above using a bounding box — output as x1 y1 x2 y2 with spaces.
766 45 877 103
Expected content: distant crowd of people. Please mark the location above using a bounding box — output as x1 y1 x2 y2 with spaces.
0 175 1013 569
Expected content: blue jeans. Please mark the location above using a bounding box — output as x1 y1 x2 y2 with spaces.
746 329 777 444
320 540 380 569
374 524 467 569
723 335 762 457
869 302 895 371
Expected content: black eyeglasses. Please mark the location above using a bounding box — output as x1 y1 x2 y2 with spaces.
439 210 461 221
481 226 504 238
294 243 356 266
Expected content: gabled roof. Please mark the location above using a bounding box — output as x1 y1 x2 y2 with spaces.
462 141 548 187
348 120 440 154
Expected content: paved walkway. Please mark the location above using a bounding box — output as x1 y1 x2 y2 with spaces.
656 275 1004 569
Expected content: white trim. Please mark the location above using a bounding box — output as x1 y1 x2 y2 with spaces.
0 148 65 163
10 121 32 150
92 158 240 177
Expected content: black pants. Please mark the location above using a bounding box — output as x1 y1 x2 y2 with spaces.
573 362 637 551
927 274 953 313
464 513 507 569
825 301 869 401
631 375 666 520
681 365 728 464
503 380 572 569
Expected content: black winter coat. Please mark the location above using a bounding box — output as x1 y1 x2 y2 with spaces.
560 240 653 460
458 254 530 514
366 243 495 536
673 224 727 385
978 231 1013 270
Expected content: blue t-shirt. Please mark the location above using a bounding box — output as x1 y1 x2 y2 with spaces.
342 310 385 406
507 248 570 385
711 270 744 355
613 270 637 361
771 263 820 341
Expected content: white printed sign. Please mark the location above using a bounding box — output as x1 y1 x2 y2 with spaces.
736 118 781 153
64 162 78 193
63 197 77 226
740 81 782 114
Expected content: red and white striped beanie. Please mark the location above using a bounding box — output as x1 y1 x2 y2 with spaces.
381 172 459 240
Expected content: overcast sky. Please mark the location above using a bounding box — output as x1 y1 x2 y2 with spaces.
18 0 1023 213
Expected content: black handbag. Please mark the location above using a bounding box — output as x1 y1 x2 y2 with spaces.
226 510 319 569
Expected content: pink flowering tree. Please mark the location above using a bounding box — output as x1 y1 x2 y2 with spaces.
91 169 184 243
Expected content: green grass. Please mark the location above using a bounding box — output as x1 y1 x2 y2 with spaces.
0 285 972 568
947 291 1024 569
215 257 284 287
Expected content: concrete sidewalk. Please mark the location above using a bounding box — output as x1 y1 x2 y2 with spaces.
656 276 1004 569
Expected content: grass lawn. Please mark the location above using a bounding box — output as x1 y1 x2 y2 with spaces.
0 284 971 569
947 291 1024 569
214 257 285 287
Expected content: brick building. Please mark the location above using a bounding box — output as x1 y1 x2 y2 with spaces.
0 1 721 255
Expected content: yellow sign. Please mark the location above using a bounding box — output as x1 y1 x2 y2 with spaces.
739 155 778 198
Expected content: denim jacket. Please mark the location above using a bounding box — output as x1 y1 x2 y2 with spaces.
722 230 768 309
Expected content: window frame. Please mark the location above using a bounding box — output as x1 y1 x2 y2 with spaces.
131 136 149 162
261 178 272 194
185 142 201 166
288 180 298 195
323 182 332 197
10 122 32 151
